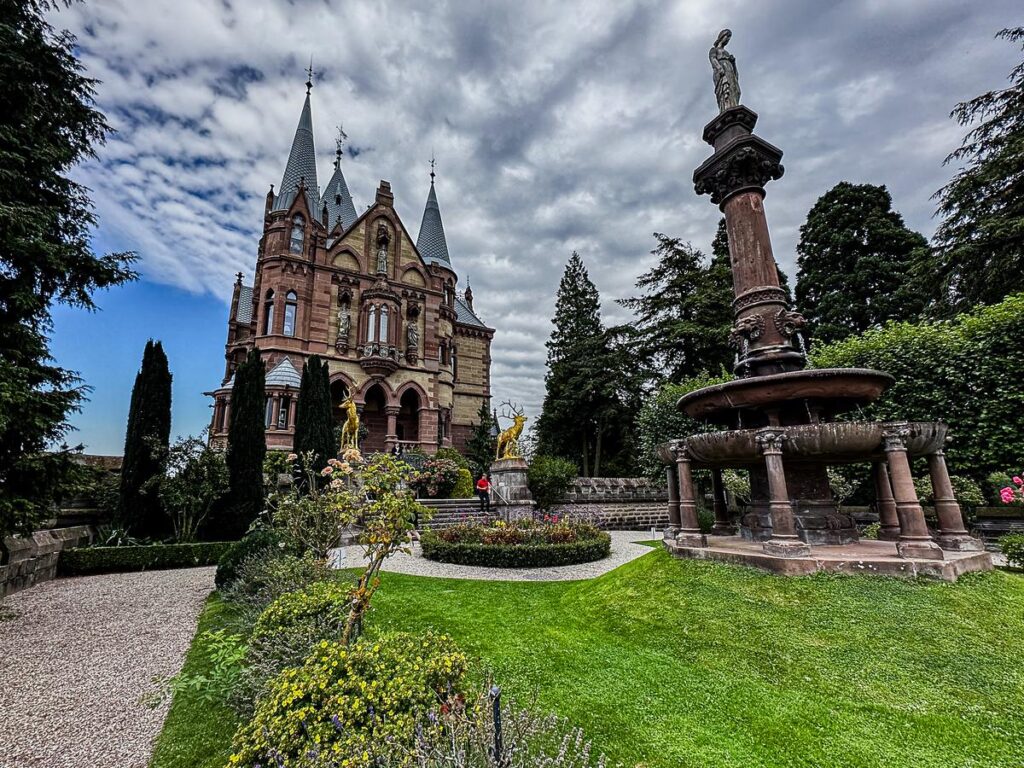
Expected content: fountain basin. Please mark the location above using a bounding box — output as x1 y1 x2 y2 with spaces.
678 368 894 423
680 421 946 467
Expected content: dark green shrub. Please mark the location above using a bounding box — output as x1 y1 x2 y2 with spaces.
526 455 577 510
223 552 332 613
435 446 469 469
250 579 350 648
215 528 296 589
451 467 474 499
229 632 469 767
1000 534 1024 568
59 542 232 575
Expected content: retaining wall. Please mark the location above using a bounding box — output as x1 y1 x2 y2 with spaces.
557 477 669 531
1 526 93 597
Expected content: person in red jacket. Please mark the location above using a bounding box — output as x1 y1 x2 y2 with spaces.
475 474 491 513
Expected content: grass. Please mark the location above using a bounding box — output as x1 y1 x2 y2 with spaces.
154 550 1024 768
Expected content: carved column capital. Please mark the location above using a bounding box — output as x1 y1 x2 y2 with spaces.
668 439 691 463
384 405 401 417
881 422 911 452
755 428 786 455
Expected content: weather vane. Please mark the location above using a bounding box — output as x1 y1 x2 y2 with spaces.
305 56 315 94
335 124 348 166
430 152 436 182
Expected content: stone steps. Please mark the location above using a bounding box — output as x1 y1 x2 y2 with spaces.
415 499 495 529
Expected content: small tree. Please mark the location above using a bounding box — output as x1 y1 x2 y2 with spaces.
463 401 497 475
223 349 266 539
118 340 172 537
293 355 334 472
157 433 228 542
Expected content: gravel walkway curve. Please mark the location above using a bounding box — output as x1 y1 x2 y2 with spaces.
336 530 657 582
0 567 215 768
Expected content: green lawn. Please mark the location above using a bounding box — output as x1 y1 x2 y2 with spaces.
154 550 1024 768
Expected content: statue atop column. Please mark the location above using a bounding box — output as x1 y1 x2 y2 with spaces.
709 29 740 112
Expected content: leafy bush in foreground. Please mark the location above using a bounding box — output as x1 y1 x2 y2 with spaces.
215 528 297 589
526 455 578 510
1000 534 1024 569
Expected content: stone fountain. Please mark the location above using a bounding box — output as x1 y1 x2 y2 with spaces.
659 30 990 579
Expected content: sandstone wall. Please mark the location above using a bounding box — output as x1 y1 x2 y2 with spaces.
1 526 93 597
556 477 669 531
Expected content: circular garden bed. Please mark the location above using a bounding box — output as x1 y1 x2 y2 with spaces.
420 520 611 568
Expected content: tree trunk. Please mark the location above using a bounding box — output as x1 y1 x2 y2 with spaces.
581 434 589 477
594 425 603 478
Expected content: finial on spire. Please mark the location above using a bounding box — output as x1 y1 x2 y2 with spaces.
335 125 347 168
305 56 315 94
429 152 436 184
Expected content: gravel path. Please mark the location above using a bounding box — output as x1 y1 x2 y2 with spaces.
0 567 215 768
334 530 657 581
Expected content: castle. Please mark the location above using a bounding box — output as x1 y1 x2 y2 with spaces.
207 80 493 454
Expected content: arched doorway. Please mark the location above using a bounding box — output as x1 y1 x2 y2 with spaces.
361 383 388 453
397 389 420 448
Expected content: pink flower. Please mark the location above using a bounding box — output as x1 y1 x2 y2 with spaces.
1014 476 1023 485
1001 488 1015 504
287 453 298 461
321 466 334 476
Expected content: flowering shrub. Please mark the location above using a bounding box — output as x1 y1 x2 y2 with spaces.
999 475 1024 505
409 458 461 498
1000 534 1024 568
422 520 610 568
215 528 298 589
228 631 469 768
250 579 350 648
223 551 332 615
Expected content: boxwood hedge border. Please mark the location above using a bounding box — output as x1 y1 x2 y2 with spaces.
59 542 234 576
420 531 611 568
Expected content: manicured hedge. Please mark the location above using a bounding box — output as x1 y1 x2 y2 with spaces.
59 542 234 576
421 532 611 568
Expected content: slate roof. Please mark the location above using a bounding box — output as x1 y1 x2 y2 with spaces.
454 295 487 328
265 357 302 388
273 92 319 214
323 160 358 231
235 285 253 324
415 181 452 267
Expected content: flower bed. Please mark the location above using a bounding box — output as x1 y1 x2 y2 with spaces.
421 519 611 568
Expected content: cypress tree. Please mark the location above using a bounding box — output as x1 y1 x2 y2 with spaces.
293 355 334 470
118 340 172 537
464 400 497 475
223 348 266 538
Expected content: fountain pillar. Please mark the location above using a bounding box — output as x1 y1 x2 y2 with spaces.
927 450 984 552
882 425 943 560
710 469 735 535
871 461 901 541
665 464 681 537
756 429 810 557
674 445 707 548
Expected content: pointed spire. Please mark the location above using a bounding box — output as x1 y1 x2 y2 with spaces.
272 78 319 214
416 158 452 268
323 124 357 231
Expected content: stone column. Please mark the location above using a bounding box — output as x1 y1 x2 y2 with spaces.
665 463 681 538
756 428 810 557
268 395 278 430
710 468 735 535
384 405 400 452
871 461 901 541
882 424 943 560
928 450 983 551
674 444 707 548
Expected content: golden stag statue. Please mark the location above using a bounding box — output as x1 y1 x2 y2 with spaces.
495 402 527 460
338 397 360 451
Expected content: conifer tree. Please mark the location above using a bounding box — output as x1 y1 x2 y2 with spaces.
0 0 136 549
930 27 1024 314
223 349 266 538
118 340 172 536
795 182 928 344
293 355 334 470
464 400 497 475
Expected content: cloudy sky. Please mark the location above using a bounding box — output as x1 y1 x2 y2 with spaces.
50 0 1019 454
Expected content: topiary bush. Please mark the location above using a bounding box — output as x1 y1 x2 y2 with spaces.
526 455 577 510
59 541 232 575
228 631 469 767
421 520 611 568
450 467 474 499
215 528 297 589
1000 534 1024 569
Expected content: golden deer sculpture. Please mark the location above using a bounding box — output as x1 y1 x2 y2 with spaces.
338 397 360 452
495 402 527 460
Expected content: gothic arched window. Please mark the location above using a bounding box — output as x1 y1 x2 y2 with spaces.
367 305 378 342
379 306 389 343
263 290 275 334
283 290 297 337
289 215 304 254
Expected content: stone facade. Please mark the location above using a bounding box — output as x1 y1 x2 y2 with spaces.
1 527 93 597
207 88 493 455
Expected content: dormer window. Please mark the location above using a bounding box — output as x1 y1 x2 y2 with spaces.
283 291 297 337
289 215 304 254
263 289 275 334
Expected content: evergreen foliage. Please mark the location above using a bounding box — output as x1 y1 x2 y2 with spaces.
618 227 733 383
535 253 635 476
795 182 928 344
292 355 334 470
810 293 1024 484
222 349 267 539
0 0 136 552
463 400 497 475
930 28 1024 315
118 340 172 537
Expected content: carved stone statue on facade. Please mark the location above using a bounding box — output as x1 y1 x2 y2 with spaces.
709 29 740 112
336 307 351 350
406 321 419 348
375 221 390 274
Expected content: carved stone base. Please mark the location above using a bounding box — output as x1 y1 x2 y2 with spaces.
762 538 811 558
937 534 985 552
896 539 944 561
711 522 737 536
663 526 680 540
489 457 532 505
675 532 708 548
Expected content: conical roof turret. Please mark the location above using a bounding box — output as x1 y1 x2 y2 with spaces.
415 164 452 268
273 85 319 214
323 144 358 231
